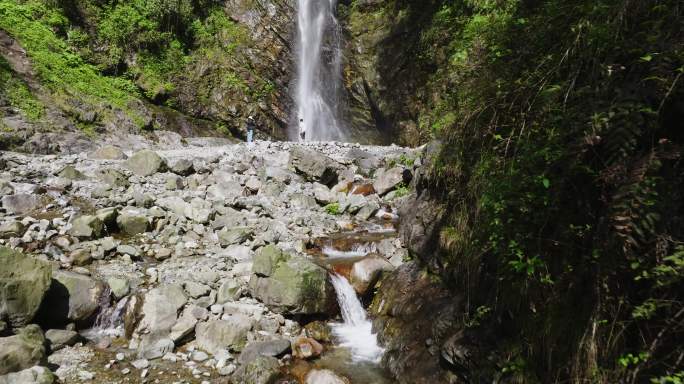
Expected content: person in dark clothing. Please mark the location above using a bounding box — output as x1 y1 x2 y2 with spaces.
299 118 306 141
246 116 255 143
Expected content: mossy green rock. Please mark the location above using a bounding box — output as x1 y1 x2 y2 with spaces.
0 247 52 329
68 215 105 239
0 325 46 375
56 165 85 181
232 355 282 384
249 252 334 315
125 150 167 176
116 209 149 236
252 245 289 277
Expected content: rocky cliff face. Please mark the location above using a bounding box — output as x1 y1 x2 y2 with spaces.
339 0 440 146
0 0 297 153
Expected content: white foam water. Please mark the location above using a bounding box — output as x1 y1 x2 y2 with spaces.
294 0 346 141
82 295 129 340
329 274 384 363
322 243 377 258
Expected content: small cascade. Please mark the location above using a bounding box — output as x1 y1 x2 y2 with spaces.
329 274 384 363
82 295 129 340
323 243 377 258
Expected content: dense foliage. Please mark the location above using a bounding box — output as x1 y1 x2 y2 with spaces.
399 0 684 382
0 0 275 138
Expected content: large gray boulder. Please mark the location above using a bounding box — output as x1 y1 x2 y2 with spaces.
372 167 412 196
0 325 46 375
0 365 55 384
305 369 349 384
249 248 334 315
43 271 106 324
238 339 291 364
0 247 52 328
289 147 339 186
349 255 395 296
136 285 187 336
56 166 85 181
1 194 50 215
232 355 281 384
125 150 167 176
135 285 187 359
116 208 149 236
0 221 26 239
95 169 130 188
68 215 105 240
89 145 127 160
218 227 253 247
196 316 253 354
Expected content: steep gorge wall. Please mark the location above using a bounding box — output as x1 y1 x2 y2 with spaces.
0 0 296 152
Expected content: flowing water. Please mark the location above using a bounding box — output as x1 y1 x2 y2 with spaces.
294 0 346 141
329 273 384 363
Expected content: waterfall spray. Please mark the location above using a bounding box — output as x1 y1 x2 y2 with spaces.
294 0 346 142
330 274 384 362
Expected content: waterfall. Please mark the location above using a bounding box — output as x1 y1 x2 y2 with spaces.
329 274 384 362
294 0 346 142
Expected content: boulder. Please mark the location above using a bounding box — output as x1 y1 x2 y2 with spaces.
1 194 50 215
95 207 118 229
0 247 52 328
89 145 127 160
313 183 336 205
0 180 14 196
372 167 412 196
107 277 130 299
56 166 85 181
238 339 291 364
170 159 194 176
305 369 349 384
43 271 106 324
249 251 334 315
0 221 25 239
168 306 198 344
116 208 149 236
125 150 167 176
218 227 253 246
68 215 105 240
252 245 288 277
136 285 187 337
0 365 55 384
292 336 323 360
44 329 79 351
0 325 46 375
66 249 92 266
216 280 242 304
165 174 184 190
95 169 130 188
289 147 339 186
196 316 253 354
232 355 281 384
157 197 213 224
350 256 395 295
137 337 174 360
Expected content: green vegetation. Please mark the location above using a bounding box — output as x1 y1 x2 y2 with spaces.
0 56 44 121
388 0 684 382
0 0 269 138
325 203 341 216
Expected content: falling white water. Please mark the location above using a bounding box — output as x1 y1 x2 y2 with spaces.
330 274 384 363
81 296 129 340
323 243 377 259
294 0 346 142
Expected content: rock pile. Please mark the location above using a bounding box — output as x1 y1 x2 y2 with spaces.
0 137 421 383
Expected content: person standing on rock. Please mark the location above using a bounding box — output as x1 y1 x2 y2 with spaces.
299 118 306 141
247 116 256 143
